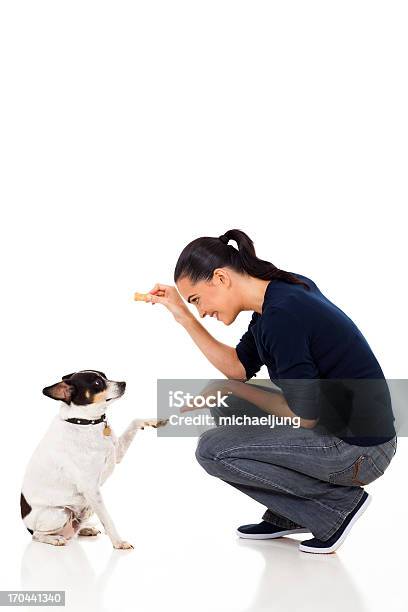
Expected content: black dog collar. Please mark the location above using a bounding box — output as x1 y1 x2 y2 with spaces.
65 414 106 425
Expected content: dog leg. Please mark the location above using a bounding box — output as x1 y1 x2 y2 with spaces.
115 418 167 464
75 505 100 536
115 420 142 464
81 487 133 549
31 507 81 546
32 532 69 546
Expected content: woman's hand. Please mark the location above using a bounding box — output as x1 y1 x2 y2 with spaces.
138 284 246 380
146 283 193 325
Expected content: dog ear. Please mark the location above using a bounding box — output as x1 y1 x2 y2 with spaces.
42 381 76 404
62 373 75 380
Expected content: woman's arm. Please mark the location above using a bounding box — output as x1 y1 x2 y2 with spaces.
223 380 318 429
144 283 246 380
182 316 246 380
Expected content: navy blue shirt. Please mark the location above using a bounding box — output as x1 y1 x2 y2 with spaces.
235 273 395 446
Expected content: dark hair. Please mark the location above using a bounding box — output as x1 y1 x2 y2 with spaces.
174 229 310 290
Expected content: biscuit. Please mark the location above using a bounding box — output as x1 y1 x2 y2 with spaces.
133 292 149 302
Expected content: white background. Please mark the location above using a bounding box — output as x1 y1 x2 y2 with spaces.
1 2 406 611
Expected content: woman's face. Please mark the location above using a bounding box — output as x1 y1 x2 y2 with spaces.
176 269 241 325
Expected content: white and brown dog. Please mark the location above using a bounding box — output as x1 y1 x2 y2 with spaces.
20 370 165 549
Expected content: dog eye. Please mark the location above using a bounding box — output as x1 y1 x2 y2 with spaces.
94 380 101 387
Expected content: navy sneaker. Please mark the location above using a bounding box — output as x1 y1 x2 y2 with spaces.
299 491 372 554
237 520 310 540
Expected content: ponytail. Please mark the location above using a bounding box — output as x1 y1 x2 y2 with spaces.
174 229 310 290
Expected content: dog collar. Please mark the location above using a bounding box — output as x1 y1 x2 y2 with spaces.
64 413 112 436
65 414 106 425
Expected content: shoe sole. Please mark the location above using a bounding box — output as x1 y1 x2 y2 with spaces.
299 492 372 554
237 528 310 540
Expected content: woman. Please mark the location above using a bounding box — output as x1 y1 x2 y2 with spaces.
144 229 397 554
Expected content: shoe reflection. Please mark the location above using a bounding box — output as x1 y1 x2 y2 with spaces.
236 537 368 612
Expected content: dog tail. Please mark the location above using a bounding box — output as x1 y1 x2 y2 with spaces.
20 492 34 534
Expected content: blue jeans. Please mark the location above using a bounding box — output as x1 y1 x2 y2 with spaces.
195 391 397 541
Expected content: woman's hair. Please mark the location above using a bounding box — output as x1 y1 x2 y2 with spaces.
174 229 310 290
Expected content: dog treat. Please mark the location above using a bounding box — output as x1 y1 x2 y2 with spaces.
133 292 150 302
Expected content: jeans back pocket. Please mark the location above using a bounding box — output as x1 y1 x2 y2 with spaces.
329 454 384 486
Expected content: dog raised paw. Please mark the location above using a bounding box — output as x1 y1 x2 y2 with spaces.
132 418 168 430
142 418 169 429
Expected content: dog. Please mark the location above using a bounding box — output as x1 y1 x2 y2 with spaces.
20 370 166 549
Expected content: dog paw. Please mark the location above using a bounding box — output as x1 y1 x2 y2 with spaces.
78 527 101 537
49 535 68 546
140 418 169 429
113 540 134 550
154 418 169 428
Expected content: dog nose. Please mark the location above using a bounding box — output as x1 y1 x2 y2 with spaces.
119 382 126 391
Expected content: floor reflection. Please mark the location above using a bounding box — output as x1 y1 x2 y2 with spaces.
21 539 129 612
20 532 369 612
236 537 368 612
